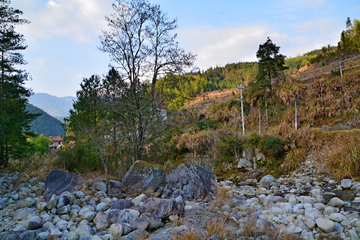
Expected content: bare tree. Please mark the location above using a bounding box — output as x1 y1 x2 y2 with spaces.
99 0 195 161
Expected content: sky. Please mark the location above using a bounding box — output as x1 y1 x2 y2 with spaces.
11 0 360 97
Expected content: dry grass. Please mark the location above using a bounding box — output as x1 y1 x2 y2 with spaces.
81 171 106 182
4 152 61 183
176 130 218 156
204 218 226 238
324 131 360 180
173 227 206 240
242 214 258 237
209 180 233 211
282 148 307 171
185 89 233 115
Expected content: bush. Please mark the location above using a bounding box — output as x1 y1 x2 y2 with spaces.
249 132 261 146
57 142 103 172
217 134 243 159
258 136 285 160
198 120 218 131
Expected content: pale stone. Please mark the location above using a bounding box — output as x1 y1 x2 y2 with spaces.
316 218 336 233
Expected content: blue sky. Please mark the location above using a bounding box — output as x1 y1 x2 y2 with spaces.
12 0 360 97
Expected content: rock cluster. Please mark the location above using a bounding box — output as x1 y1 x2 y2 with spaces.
1 159 360 239
236 148 266 171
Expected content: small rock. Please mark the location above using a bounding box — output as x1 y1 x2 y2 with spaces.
329 213 347 222
329 197 345 207
28 221 43 230
109 223 123 237
316 218 336 233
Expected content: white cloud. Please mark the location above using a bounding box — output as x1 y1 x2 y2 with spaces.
294 19 339 33
75 73 84 78
13 0 114 43
177 21 342 70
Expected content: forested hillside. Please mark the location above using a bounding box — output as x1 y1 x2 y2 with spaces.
26 104 65 136
158 62 258 110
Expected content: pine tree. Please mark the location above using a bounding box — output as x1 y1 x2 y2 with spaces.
0 0 37 162
256 37 288 93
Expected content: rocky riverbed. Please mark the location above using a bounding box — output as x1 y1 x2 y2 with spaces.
1 160 360 240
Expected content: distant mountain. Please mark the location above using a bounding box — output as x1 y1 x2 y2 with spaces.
29 93 76 118
26 104 66 136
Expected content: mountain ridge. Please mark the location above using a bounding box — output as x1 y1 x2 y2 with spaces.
29 93 76 118
26 104 65 136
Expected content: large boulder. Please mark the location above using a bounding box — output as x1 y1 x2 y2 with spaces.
167 164 215 201
44 169 85 201
122 161 167 195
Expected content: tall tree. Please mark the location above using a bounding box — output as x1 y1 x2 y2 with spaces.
0 0 37 162
99 0 195 161
256 37 288 93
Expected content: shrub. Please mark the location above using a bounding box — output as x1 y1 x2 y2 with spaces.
197 120 218 131
217 134 243 159
258 136 285 160
249 132 261 146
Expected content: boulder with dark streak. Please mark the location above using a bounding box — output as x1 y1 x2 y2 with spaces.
44 169 85 201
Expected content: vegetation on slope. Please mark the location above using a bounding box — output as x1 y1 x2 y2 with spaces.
26 104 65 137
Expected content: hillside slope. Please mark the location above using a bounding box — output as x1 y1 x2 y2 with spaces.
162 53 360 181
26 104 65 136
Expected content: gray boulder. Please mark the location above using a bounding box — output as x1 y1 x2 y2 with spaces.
129 217 149 230
122 161 167 195
140 213 163 230
122 223 136 235
167 164 215 201
108 209 133 224
147 225 188 240
146 199 173 219
259 175 276 189
110 199 134 210
119 229 148 240
44 169 85 200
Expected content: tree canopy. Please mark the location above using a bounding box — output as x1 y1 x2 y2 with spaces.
0 0 38 161
256 37 288 92
99 0 195 160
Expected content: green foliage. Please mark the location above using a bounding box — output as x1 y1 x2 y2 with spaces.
331 69 341 77
26 104 65 136
0 1 39 161
256 37 288 92
198 120 218 131
57 141 103 172
28 134 51 155
249 132 261 146
338 17 360 56
157 62 258 110
217 134 243 159
258 136 285 160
